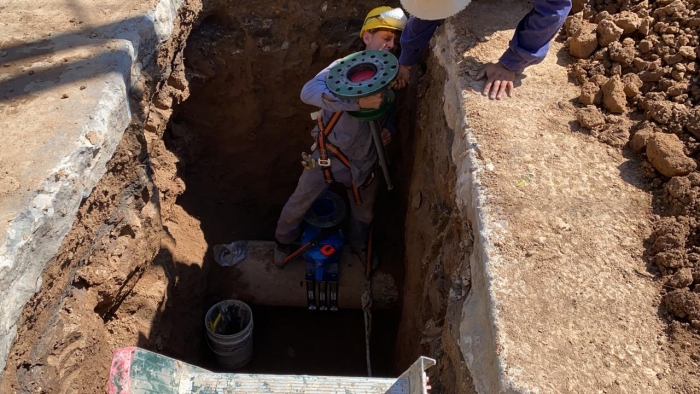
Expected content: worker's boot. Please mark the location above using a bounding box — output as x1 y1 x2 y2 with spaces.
274 239 292 268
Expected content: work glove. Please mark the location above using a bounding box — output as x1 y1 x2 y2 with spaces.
301 152 316 170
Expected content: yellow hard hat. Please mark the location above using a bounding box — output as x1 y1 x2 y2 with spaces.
359 6 407 37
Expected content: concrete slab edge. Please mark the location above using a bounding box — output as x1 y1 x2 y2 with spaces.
0 0 184 375
434 22 525 393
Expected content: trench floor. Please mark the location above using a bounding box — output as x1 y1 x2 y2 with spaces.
225 306 398 377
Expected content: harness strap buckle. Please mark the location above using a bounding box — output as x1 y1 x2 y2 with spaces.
317 158 332 167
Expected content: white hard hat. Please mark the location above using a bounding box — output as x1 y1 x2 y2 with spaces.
400 0 471 20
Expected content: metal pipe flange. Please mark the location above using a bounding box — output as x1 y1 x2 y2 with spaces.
326 50 399 100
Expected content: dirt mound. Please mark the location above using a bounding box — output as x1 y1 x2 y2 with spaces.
565 0 700 355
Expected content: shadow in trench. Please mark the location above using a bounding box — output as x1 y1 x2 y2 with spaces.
135 243 212 368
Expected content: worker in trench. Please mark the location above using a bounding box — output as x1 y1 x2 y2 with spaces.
274 6 406 265
396 0 572 99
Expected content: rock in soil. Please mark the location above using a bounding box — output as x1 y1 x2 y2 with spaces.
597 19 623 47
621 73 642 98
569 22 599 59
646 133 696 177
577 105 606 129
664 290 700 321
651 216 689 269
602 76 627 114
667 268 694 289
629 125 655 153
579 82 602 105
599 124 629 148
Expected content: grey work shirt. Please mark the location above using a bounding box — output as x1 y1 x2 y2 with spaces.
301 60 378 186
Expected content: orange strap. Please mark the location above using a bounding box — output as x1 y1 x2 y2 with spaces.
317 112 343 185
365 225 373 278
352 180 362 205
360 173 375 189
326 144 352 168
321 112 343 138
315 111 377 205
328 144 375 205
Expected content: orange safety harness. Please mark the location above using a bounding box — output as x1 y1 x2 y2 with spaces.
315 111 383 205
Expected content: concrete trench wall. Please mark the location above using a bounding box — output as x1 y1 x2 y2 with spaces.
0 0 188 378
431 25 506 393
393 24 508 393
0 0 200 389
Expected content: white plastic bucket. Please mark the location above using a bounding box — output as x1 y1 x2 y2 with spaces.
205 299 253 369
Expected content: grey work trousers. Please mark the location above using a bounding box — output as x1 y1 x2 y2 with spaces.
275 162 377 249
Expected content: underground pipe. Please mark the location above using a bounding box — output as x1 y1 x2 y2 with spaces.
215 241 398 310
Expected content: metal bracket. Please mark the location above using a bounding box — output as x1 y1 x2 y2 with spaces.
318 281 328 311
306 280 317 311
389 356 437 394
329 281 338 312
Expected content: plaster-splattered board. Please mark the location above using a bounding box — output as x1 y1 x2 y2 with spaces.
108 347 435 394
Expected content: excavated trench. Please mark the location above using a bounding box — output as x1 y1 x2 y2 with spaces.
1 1 475 392
154 3 426 377
149 1 408 377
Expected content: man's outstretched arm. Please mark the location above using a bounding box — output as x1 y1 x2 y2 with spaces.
397 0 572 99
498 0 572 73
398 18 442 68
301 63 363 112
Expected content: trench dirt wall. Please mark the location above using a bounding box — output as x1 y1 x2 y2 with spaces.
394 56 476 394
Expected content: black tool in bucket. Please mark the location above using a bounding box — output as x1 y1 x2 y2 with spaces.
204 299 254 369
